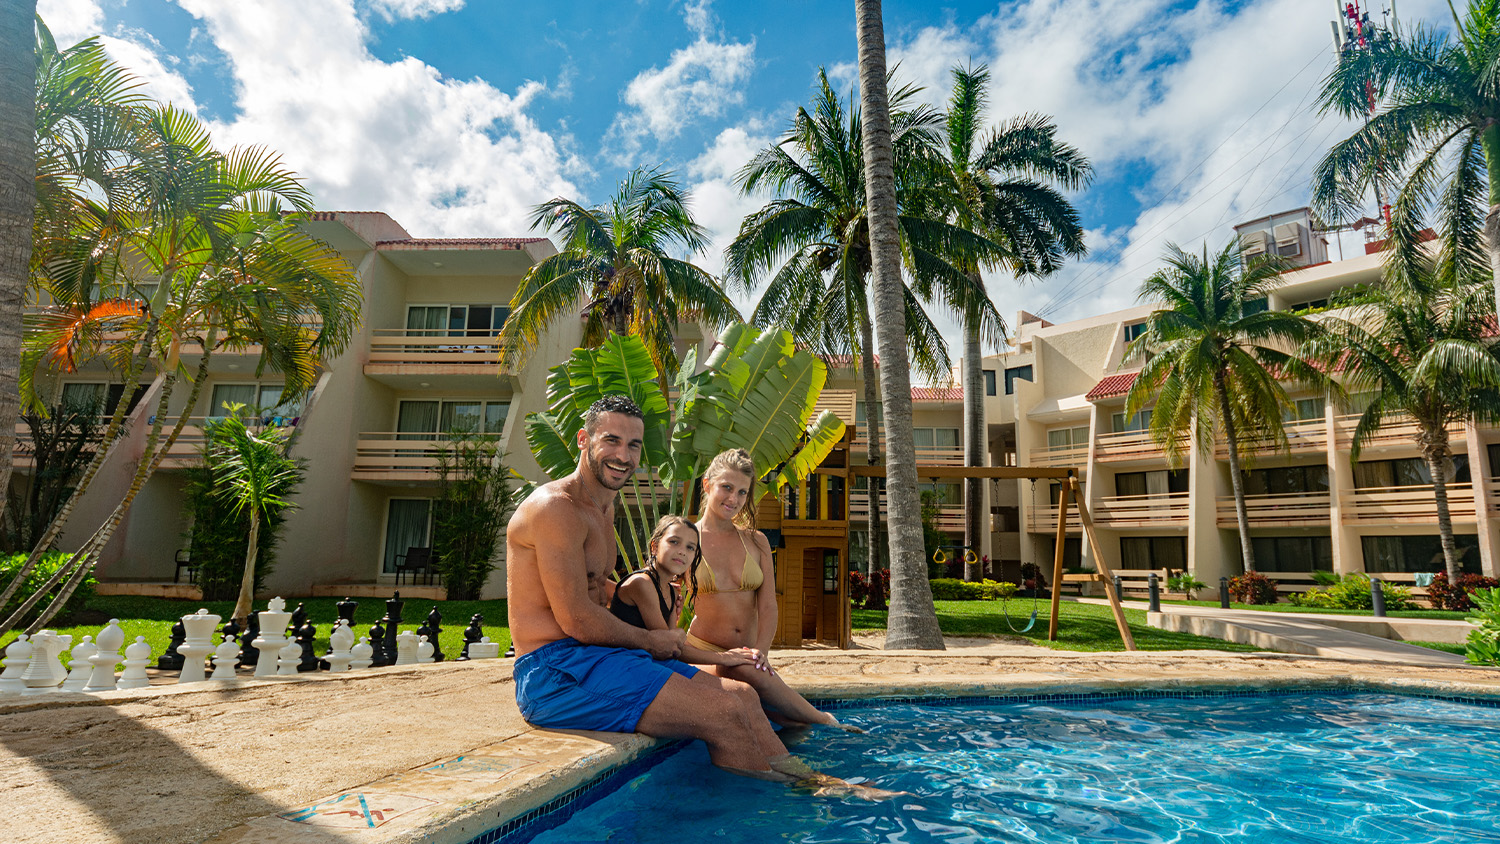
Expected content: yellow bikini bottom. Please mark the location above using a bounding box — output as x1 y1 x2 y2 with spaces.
685 633 730 653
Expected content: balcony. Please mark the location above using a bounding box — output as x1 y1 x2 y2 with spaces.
1333 413 1464 453
1341 483 1476 524
1215 492 1332 528
351 432 503 482
847 437 966 466
1094 430 1176 464
364 329 518 389
1092 492 1191 528
849 492 963 531
1216 417 1328 458
1029 442 1088 468
1024 501 1081 534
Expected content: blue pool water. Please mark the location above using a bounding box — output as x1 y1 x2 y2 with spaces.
504 692 1500 843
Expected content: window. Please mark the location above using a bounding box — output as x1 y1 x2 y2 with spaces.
913 428 960 451
1353 456 1469 489
1119 536 1187 571
1288 299 1328 312
822 550 840 594
382 498 432 574
1243 297 1269 316
1286 397 1325 422
1003 365 1033 395
406 304 510 337
1046 425 1090 451
1114 470 1188 497
1123 322 1147 343
1110 410 1152 433
984 370 997 396
208 383 304 420
1241 465 1329 496
1363 534 1481 575
396 399 510 438
1250 536 1333 572
59 382 143 415
1489 443 1500 475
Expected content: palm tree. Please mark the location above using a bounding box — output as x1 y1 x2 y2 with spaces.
1313 0 1500 307
854 0 944 649
931 65 1091 579
1306 209 1500 584
0 3 39 513
499 167 740 380
210 412 301 627
1123 240 1328 574
724 70 998 589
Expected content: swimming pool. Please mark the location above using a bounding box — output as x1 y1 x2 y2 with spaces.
490 689 1500 843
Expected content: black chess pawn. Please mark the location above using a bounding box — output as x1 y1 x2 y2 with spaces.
336 596 358 627
238 611 261 667
504 643 515 658
370 614 391 667
424 606 444 662
296 620 319 672
382 594 404 666
157 618 187 670
458 613 483 660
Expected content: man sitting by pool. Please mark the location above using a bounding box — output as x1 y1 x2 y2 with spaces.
507 395 802 779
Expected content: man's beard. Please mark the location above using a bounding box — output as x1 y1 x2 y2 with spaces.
587 448 634 491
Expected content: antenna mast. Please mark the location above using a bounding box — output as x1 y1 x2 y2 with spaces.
1332 1 1396 225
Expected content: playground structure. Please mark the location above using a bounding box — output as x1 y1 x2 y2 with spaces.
759 430 1136 650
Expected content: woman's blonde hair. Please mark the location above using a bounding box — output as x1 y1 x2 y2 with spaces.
701 448 758 529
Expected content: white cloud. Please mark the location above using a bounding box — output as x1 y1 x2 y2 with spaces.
365 0 465 22
602 1 754 165
36 0 103 45
684 125 772 313
166 0 582 237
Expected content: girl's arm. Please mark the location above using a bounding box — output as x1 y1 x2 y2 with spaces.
751 530 778 669
637 578 751 668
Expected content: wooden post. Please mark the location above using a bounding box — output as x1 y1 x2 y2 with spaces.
1047 480 1071 641
1069 477 1136 651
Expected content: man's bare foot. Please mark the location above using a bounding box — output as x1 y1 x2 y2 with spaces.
793 774 909 800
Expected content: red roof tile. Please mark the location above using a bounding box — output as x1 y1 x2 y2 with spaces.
376 237 547 250
911 386 963 402
1086 372 1139 401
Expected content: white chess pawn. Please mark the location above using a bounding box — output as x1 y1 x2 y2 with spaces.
417 635 435 664
61 636 97 692
177 609 220 684
394 630 419 666
209 636 239 681
0 634 32 694
253 597 291 679
324 620 354 673
84 620 125 693
22 631 64 694
116 636 152 690
276 639 300 676
349 636 374 671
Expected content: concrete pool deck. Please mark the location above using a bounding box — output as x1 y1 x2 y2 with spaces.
4 637 1500 844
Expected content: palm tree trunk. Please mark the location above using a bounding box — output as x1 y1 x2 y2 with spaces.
1215 371 1256 573
858 306 883 587
962 300 984 582
1422 432 1462 584
856 0 943 650
0 1 37 525
231 509 261 626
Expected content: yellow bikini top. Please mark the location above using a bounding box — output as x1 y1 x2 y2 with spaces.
696 528 763 595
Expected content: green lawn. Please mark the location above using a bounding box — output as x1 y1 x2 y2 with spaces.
1 595 511 663
1156 599 1470 621
1407 640 1468 656
853 599 1260 653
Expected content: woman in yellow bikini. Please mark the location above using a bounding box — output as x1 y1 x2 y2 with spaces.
689 449 851 730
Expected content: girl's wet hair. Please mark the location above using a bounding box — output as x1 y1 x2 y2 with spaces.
648 514 702 597
701 448 758 529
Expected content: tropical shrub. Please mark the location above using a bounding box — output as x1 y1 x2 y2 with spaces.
525 326 845 564
981 579 1018 601
5 398 115 552
1227 572 1278 605
849 569 891 608
432 434 526 601
1464 588 1500 666
928 578 986 601
1167 572 1206 600
0 551 93 624
1020 562 1048 593
1288 573 1415 611
1426 572 1500 611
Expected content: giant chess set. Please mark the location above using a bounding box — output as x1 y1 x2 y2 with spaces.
0 592 502 695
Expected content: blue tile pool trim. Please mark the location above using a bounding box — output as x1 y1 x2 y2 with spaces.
468 683 1500 844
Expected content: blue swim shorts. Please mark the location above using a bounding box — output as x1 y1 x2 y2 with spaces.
514 638 700 733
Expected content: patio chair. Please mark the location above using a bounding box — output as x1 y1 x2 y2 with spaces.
395 546 438 585
174 549 198 584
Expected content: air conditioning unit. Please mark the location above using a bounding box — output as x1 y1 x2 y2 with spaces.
1241 230 1269 258
1273 222 1303 258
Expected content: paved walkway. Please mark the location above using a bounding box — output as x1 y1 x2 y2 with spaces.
1075 597 1473 665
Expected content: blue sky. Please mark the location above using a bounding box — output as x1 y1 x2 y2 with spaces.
37 0 1444 372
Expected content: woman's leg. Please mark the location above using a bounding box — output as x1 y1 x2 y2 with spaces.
707 663 837 727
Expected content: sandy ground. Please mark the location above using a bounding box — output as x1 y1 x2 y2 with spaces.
4 637 1500 844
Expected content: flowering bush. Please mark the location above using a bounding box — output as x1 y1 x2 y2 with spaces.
1426 572 1500 611
1227 571 1278 605
849 568 890 608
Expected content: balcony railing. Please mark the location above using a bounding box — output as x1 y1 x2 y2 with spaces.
351 431 503 480
1092 492 1191 527
849 492 963 530
1094 430 1179 463
847 438 966 466
1029 442 1088 468
366 329 512 371
1333 413 1464 451
1024 501 1081 534
1216 417 1328 458
1342 483 1476 524
1215 491 1332 527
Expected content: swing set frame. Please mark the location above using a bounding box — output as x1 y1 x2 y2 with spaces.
848 465 1136 650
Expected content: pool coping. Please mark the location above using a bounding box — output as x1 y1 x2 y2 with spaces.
204 662 1500 844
